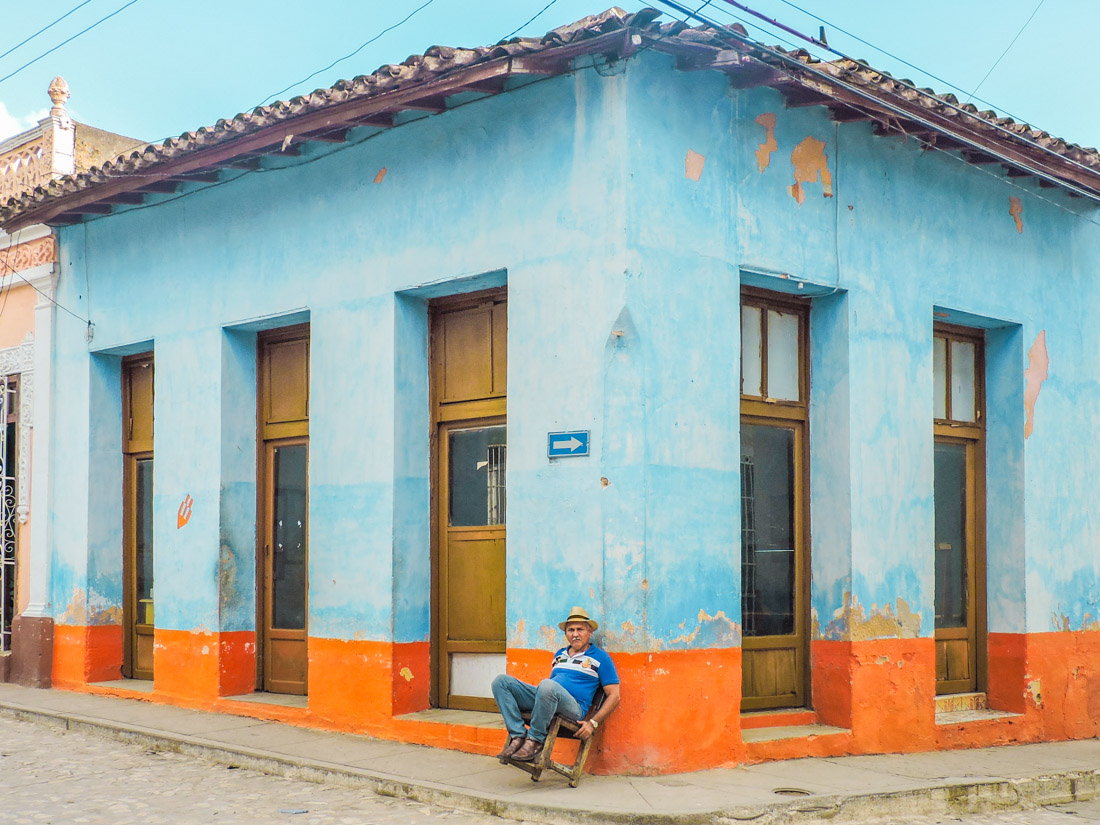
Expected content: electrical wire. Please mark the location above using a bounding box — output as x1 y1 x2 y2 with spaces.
10 6 1100 240
653 0 1100 225
772 0 1027 124
966 0 1047 103
0 233 91 326
258 0 439 107
500 0 561 42
698 0 1100 179
0 0 96 63
0 0 141 88
655 0 1100 203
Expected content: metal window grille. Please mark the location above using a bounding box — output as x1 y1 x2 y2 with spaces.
0 376 17 652
486 444 506 526
740 455 757 637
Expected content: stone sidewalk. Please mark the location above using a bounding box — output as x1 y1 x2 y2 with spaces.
0 683 1096 825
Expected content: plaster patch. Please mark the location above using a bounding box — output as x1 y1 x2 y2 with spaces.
817 592 922 641
1024 330 1048 439
538 624 559 650
788 136 833 206
668 609 741 647
59 588 123 626
400 667 414 682
515 618 525 638
201 645 210 655
177 494 194 528
685 149 705 181
1026 678 1042 707
754 113 777 173
1009 196 1023 233
373 167 387 184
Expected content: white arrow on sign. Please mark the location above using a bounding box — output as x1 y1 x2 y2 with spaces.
553 436 582 452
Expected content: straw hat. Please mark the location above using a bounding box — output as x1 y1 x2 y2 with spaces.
558 606 598 632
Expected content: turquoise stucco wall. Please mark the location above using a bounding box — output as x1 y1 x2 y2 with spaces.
47 46 1100 657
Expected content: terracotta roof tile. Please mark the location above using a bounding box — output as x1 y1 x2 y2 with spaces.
3 6 1097 228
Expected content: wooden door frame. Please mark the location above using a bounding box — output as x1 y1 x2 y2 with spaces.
428 288 507 710
255 325 310 693
122 450 154 680
259 436 309 695
121 354 154 681
933 323 987 696
739 413 810 711
433 416 506 712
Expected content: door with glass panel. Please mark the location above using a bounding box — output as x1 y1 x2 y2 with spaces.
740 290 809 710
123 354 154 680
933 325 985 695
258 329 309 695
431 289 507 711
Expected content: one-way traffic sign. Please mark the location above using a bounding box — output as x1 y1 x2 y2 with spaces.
548 430 590 458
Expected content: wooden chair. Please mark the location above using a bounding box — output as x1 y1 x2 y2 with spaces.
503 690 606 787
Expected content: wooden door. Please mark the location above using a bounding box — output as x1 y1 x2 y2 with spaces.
123 355 155 680
933 324 986 695
739 291 810 711
258 329 309 695
431 289 507 711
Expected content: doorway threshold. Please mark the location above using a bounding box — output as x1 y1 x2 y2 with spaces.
223 692 308 709
91 678 154 694
396 708 504 728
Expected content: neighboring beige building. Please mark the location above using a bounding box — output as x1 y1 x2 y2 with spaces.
0 78 141 686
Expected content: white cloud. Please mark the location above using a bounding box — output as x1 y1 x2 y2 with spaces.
0 103 47 143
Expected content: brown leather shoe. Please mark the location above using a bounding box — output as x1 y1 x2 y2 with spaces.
511 737 544 762
496 737 525 761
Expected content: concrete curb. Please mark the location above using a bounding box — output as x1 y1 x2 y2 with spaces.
2 701 1098 825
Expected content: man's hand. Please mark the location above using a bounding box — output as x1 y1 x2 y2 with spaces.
576 720 596 741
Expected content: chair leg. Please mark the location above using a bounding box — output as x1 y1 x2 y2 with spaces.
568 735 596 787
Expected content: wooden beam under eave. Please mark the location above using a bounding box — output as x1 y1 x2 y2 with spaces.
828 106 874 123
783 92 833 109
961 150 1001 165
301 128 349 143
350 113 395 128
135 180 180 194
221 157 262 171
65 203 114 215
397 95 448 113
452 76 507 94
168 171 220 183
102 192 146 205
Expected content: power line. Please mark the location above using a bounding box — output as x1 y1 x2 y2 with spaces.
500 0 561 42
0 234 91 326
651 0 1100 219
772 0 1024 123
671 0 1100 187
258 0 439 108
0 0 96 63
0 0 141 88
967 0 1047 103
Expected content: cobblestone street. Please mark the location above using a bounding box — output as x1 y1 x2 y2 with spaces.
0 716 530 825
1 713 1097 825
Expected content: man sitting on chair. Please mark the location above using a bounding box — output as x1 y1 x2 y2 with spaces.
492 606 621 763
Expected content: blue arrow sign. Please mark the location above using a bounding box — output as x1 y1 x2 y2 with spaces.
548 430 590 458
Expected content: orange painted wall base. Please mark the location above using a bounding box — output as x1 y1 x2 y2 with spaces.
50 629 1100 775
52 623 122 686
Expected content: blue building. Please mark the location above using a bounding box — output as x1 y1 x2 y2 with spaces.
2 8 1099 774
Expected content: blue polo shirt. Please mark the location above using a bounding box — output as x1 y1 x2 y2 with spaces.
550 644 620 716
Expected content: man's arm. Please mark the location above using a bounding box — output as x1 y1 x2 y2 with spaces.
576 683 620 741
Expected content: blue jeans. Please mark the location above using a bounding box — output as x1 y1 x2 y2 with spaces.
491 675 582 743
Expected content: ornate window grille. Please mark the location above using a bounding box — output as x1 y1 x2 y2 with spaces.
0 376 17 651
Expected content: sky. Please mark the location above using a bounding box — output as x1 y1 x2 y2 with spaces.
0 0 1096 152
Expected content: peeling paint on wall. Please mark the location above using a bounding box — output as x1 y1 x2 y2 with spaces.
788 136 833 205
685 149 705 181
754 113 777 173
373 167 387 183
1024 330 1048 439
58 588 123 626
1009 196 1023 233
667 609 741 647
814 593 921 641
1026 678 1042 707
400 666 414 681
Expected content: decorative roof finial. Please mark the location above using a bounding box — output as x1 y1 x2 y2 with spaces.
48 76 70 118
